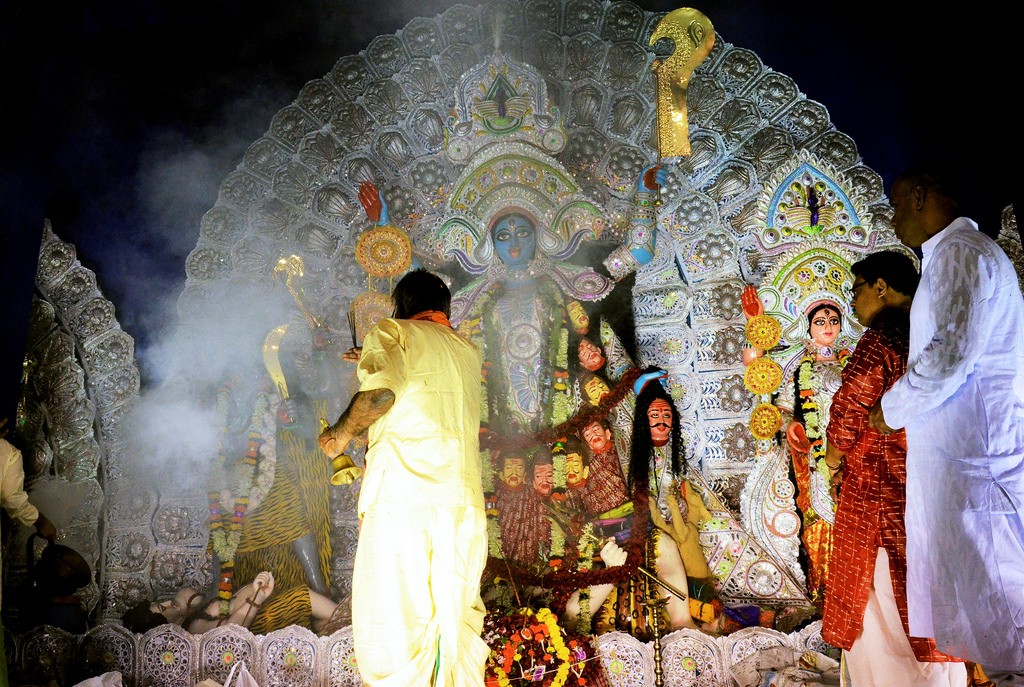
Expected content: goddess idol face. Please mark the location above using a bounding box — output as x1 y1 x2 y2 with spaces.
807 303 841 349
491 212 537 269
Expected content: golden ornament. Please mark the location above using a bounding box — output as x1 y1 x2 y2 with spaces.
351 291 392 343
749 403 783 440
744 356 783 395
746 314 782 350
355 224 413 278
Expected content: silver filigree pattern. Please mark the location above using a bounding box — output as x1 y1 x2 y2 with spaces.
375 129 414 172
721 421 756 464
269 105 316 149
298 131 347 177
563 0 603 36
36 238 77 285
295 78 342 123
199 206 246 245
607 93 648 141
809 129 859 170
330 55 373 97
185 247 231 282
715 97 762 148
272 162 320 208
748 72 799 117
219 170 269 207
716 372 753 414
154 505 205 544
402 17 443 58
330 104 377 148
397 58 446 103
741 126 796 178
775 98 830 143
244 138 292 180
199 626 258 686
313 184 359 225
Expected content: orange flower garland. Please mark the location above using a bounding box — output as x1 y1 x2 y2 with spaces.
485 607 580 687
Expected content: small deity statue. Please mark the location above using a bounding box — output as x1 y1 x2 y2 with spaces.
777 299 851 607
493 450 549 569
122 571 344 636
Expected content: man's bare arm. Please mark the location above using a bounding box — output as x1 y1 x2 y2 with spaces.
318 388 395 458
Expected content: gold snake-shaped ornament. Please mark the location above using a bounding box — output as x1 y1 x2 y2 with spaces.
649 8 715 159
273 255 323 332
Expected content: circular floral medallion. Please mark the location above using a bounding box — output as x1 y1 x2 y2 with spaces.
746 560 784 596
745 314 782 349
743 356 783 395
355 225 412 278
770 509 801 538
351 291 392 341
749 403 783 440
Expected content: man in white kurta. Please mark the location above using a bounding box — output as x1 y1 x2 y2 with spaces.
320 269 488 687
871 166 1024 676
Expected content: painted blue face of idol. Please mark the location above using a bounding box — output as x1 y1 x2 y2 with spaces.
492 213 536 268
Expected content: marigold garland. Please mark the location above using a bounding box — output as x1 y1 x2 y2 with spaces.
795 350 849 469
485 607 589 687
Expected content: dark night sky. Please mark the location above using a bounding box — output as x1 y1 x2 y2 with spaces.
1 0 1019 422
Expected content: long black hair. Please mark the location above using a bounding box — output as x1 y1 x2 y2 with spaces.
628 366 683 489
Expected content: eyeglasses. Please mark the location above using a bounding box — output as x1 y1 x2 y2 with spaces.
850 280 869 298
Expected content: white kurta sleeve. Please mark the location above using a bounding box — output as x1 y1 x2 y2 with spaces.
882 237 995 429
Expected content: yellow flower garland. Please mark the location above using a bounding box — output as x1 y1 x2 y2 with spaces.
492 607 573 687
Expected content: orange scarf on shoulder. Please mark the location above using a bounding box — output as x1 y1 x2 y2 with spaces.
410 310 452 328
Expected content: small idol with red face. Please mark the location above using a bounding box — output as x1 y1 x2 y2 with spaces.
532 457 554 497
581 419 613 455
577 337 606 372
499 453 527 490
647 398 673 447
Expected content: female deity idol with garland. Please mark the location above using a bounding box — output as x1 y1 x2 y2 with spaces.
743 240 863 610
775 298 852 608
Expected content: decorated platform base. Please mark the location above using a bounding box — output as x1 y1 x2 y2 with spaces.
9 621 835 687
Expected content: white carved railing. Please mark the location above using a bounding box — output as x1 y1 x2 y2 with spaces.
9 621 834 687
